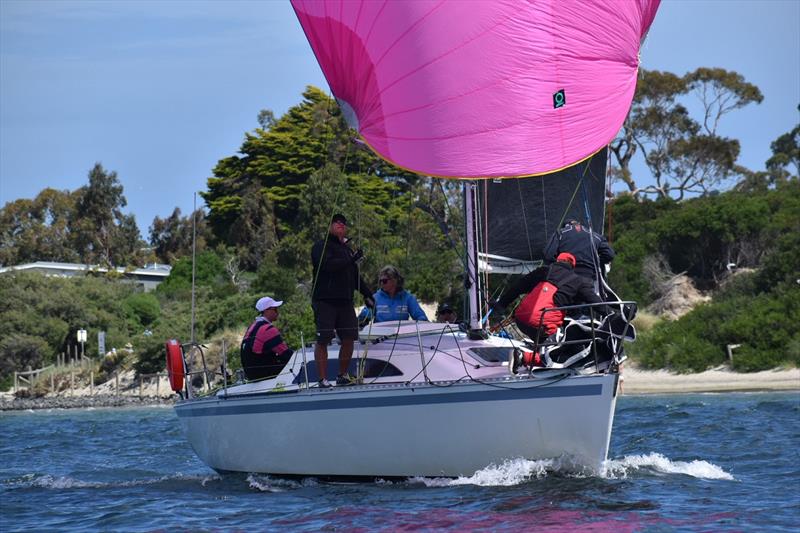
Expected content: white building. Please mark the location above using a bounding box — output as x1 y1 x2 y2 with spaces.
0 261 172 292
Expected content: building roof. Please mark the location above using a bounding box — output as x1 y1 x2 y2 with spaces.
0 261 172 277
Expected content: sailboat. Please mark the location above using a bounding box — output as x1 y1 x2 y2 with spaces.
173 0 660 478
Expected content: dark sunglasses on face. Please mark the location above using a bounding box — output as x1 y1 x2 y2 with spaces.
379 278 392 284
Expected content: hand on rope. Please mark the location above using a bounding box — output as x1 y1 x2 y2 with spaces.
489 315 516 334
351 248 365 264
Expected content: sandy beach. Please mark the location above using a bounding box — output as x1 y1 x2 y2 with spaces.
620 364 800 395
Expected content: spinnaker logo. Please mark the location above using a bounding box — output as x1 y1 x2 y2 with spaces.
553 89 566 109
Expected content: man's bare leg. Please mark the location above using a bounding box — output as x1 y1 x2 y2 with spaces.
315 343 328 381
339 338 354 376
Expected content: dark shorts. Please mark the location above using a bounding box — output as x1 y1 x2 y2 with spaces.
313 300 358 344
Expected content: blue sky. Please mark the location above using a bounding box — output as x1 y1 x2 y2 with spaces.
1 0 798 238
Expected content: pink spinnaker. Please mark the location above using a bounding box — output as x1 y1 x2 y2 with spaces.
291 0 660 178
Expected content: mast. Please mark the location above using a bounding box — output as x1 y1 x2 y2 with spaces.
464 182 482 332
190 192 197 344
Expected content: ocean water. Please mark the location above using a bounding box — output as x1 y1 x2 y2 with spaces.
1 392 798 532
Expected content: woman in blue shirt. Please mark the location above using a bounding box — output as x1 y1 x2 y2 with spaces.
358 265 429 324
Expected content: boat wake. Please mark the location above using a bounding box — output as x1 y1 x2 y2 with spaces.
4 472 220 490
603 452 735 481
409 452 734 487
410 458 554 487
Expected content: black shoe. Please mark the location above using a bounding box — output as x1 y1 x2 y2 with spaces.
317 379 332 389
336 373 354 386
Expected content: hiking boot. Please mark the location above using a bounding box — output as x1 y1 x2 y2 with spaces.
317 379 332 389
336 373 354 386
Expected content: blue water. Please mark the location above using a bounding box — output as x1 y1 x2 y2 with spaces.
1 393 798 532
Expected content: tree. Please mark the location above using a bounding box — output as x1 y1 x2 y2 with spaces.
257 109 276 130
765 108 799 181
610 68 763 200
72 163 144 265
0 188 79 266
227 187 278 271
149 207 210 264
202 86 415 240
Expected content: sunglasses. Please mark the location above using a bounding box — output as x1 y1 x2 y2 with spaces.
379 278 392 284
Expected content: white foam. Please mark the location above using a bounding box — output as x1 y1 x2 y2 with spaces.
410 458 554 487
408 452 734 487
246 474 318 492
603 452 735 480
32 475 96 489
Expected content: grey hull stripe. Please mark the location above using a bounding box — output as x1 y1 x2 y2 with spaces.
175 384 602 418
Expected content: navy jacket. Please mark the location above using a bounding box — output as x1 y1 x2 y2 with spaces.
543 223 615 280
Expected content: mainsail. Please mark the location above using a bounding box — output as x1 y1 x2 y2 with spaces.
477 148 608 273
291 0 660 178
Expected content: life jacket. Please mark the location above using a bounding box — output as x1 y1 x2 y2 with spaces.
514 280 564 335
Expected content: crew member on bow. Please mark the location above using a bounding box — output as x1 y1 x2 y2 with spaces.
492 252 607 341
240 296 293 381
543 219 615 289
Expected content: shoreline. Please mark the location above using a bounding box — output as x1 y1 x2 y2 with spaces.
0 394 175 412
620 365 799 395
1 367 797 411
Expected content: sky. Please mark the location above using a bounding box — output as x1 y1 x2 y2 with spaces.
1 0 798 238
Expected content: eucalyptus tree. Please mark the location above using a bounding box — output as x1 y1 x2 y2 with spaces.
610 68 763 200
0 188 79 266
72 163 144 266
149 207 210 264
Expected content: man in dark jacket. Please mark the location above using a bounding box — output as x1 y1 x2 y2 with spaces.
493 252 606 341
543 220 615 287
311 214 375 388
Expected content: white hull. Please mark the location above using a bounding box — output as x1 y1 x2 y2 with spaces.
176 369 619 477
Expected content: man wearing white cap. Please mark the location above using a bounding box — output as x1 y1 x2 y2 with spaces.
240 296 293 381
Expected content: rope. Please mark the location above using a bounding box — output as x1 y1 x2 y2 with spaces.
516 178 534 262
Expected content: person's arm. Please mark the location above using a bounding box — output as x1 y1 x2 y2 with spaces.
498 268 546 308
260 326 293 362
596 235 616 264
357 305 373 326
405 293 429 321
542 232 560 262
358 276 376 306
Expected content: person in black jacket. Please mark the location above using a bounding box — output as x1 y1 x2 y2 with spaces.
493 252 606 341
543 220 615 287
311 214 375 388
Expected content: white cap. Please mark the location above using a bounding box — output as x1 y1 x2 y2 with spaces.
255 296 283 312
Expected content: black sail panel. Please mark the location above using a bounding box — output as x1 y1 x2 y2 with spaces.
478 148 608 264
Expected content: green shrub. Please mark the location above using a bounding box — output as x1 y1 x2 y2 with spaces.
124 292 161 327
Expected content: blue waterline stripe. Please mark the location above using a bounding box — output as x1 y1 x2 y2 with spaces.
175 384 603 418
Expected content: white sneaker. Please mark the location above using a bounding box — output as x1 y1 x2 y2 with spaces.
317 379 332 389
